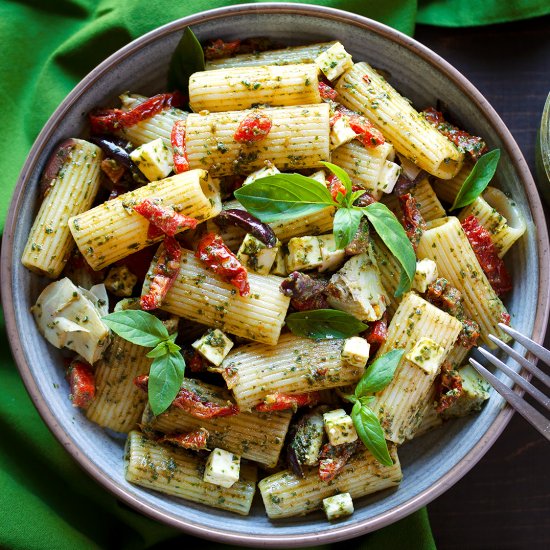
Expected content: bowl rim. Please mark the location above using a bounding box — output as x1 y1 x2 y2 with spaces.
2 2 549 547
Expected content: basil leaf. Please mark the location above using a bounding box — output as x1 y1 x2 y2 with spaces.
234 174 334 223
451 149 500 210
321 161 352 195
350 189 366 204
333 207 363 249
148 351 185 416
364 202 416 297
354 349 404 397
168 27 205 95
146 341 169 359
102 310 169 347
286 309 368 339
352 404 393 466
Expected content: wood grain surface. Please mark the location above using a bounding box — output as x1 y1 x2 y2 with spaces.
417 15 550 550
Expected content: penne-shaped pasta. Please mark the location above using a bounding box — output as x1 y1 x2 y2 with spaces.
69 170 221 270
408 386 442 440
417 217 511 347
259 445 402 519
148 247 290 345
141 379 291 468
125 431 257 515
220 333 364 410
185 104 330 176
189 64 321 112
22 139 103 278
431 158 473 204
335 63 464 179
370 236 402 318
370 292 462 443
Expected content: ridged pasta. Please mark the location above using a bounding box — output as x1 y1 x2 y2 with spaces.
370 236 402 318
259 445 402 519
125 431 257 515
22 139 103 277
185 104 330 176
335 63 464 179
69 170 221 270
417 217 510 347
408 386 442 440
141 379 291 468
370 292 462 443
220 333 364 410
431 159 473 204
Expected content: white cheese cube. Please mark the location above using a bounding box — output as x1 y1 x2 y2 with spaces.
441 365 490 419
330 116 357 150
192 329 234 366
243 162 280 185
378 160 402 194
203 448 240 488
286 236 323 272
323 409 358 446
271 247 288 277
405 337 446 375
412 259 438 293
323 493 354 521
317 234 346 272
237 233 280 275
315 42 353 81
129 138 174 182
104 265 137 297
341 337 371 368
309 170 326 184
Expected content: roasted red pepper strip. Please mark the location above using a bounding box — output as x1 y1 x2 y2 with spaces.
173 386 240 419
204 38 241 60
90 92 184 134
423 107 487 161
171 119 190 173
234 111 272 144
141 236 182 310
255 391 321 413
318 440 359 482
363 313 388 356
435 362 463 414
326 173 346 200
66 360 95 409
399 193 427 251
195 233 250 296
134 198 198 238
461 215 512 296
159 428 209 451
318 81 338 100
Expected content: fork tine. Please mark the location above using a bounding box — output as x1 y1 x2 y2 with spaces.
498 323 550 365
469 359 550 441
488 334 550 388
477 347 550 409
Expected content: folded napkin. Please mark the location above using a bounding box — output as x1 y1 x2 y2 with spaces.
1 1 548 549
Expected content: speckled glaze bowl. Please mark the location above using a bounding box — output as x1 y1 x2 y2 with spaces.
2 3 549 547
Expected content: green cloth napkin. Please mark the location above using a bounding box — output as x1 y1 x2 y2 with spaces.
1 1 548 549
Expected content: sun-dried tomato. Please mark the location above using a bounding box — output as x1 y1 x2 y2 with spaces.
326 173 346 200
280 272 329 311
204 38 242 60
66 359 95 409
101 158 125 184
134 198 197 239
458 318 481 349
399 193 426 251
255 392 321 413
363 313 388 356
461 215 512 296
171 119 189 173
329 110 342 128
501 312 511 326
133 374 149 392
184 350 208 373
318 81 338 100
435 362 463 413
195 233 250 296
234 111 272 144
160 428 209 451
90 92 185 134
335 105 385 148
173 386 239 419
318 440 359 482
140 236 182 310
362 74 371 84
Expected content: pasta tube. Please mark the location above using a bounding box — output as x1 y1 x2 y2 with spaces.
432 159 473 204
69 170 221 270
22 139 103 278
125 431 256 515
185 104 330 176
335 63 464 179
370 235 402 318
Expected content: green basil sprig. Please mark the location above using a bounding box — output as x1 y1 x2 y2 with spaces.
451 149 500 210
167 27 205 100
285 309 368 339
345 349 404 465
234 162 415 295
102 310 185 416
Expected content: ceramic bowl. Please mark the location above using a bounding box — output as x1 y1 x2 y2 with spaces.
2 3 549 547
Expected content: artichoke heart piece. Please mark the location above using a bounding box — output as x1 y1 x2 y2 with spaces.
31 277 110 364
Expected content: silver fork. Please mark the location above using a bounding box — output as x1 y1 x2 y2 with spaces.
469 323 550 441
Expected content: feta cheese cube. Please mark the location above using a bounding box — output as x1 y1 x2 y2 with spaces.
330 116 357 150
412 259 438 293
405 337 446 375
104 265 137 297
309 170 326 184
286 236 323 272
237 233 280 275
271 247 288 277
378 160 401 194
323 409 358 446
203 448 240 488
323 493 354 521
129 138 174 182
243 162 280 185
317 234 346 272
315 42 353 81
192 329 234 366
441 365 490 419
341 336 371 368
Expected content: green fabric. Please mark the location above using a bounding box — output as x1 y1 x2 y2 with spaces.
0 1 548 549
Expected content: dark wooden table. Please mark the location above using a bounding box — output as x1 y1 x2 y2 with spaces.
416 16 550 550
